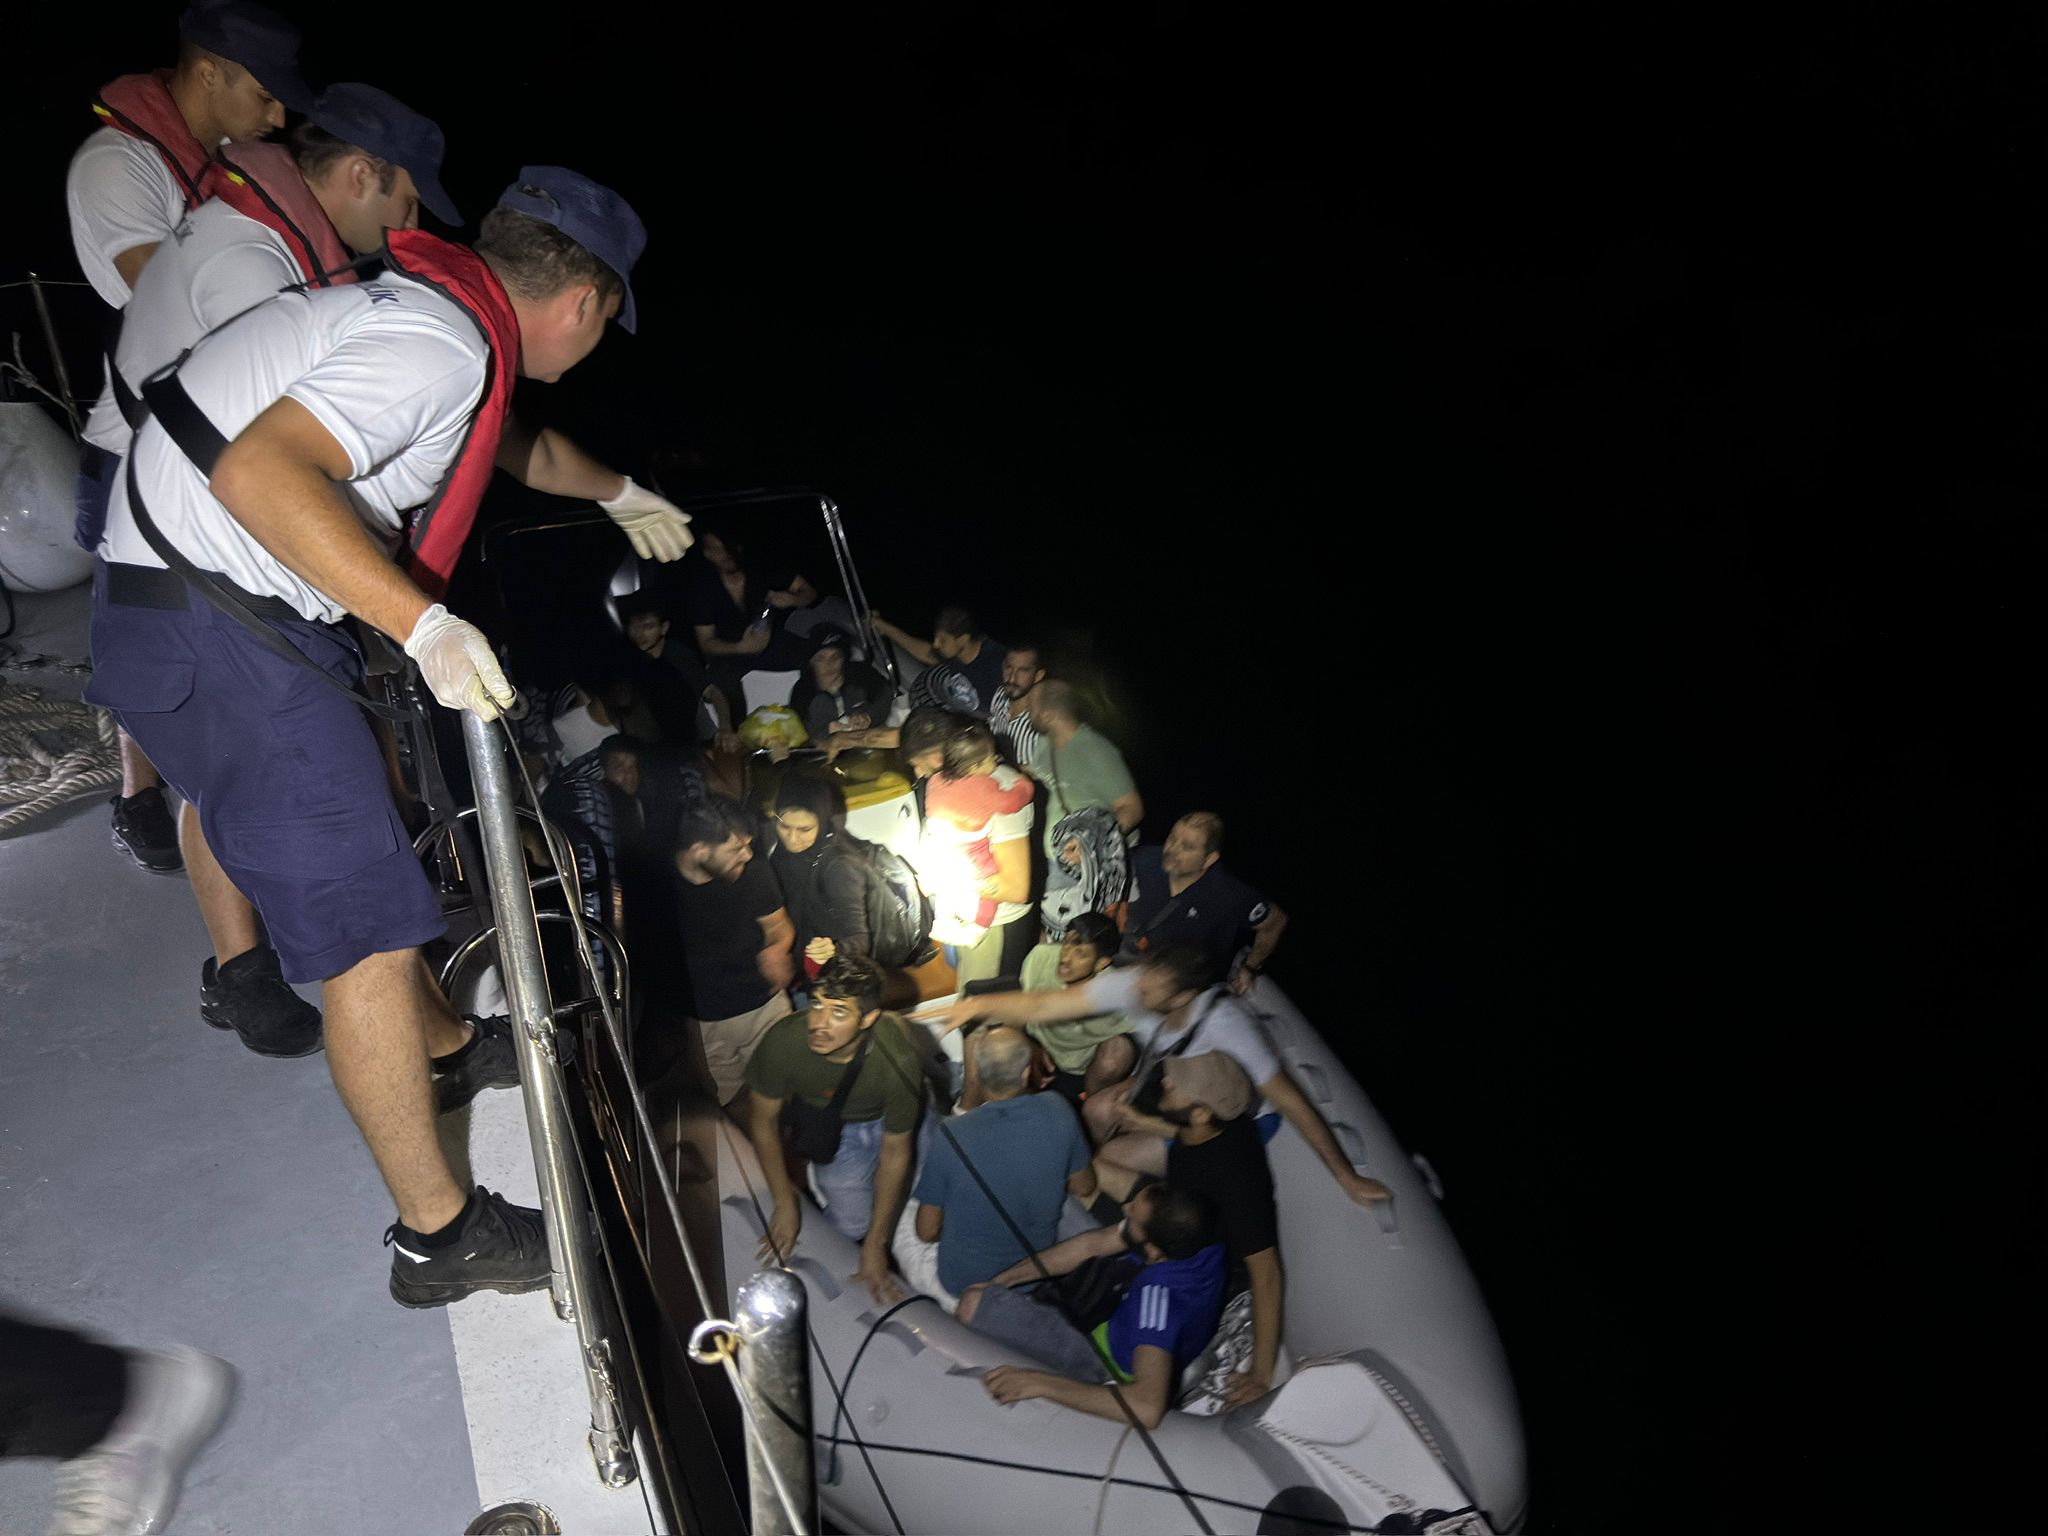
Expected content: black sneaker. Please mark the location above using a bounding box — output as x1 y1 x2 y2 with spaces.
201 947 323 1058
384 1187 552 1308
432 1014 521 1113
432 1015 579 1113
109 787 183 872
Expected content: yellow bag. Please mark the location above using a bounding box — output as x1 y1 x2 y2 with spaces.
737 704 810 751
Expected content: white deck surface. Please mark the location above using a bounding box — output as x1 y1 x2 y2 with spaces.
1 581 653 1534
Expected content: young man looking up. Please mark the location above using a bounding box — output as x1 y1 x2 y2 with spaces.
745 954 928 1303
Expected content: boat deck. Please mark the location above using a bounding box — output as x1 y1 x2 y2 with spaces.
0 582 655 1534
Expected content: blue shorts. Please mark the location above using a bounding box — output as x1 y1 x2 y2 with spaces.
84 563 445 983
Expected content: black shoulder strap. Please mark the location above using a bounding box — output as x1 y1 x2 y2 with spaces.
124 379 405 721
826 1029 876 1116
100 306 147 430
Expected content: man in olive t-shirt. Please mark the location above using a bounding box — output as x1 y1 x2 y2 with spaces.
1030 680 1143 857
746 953 927 1303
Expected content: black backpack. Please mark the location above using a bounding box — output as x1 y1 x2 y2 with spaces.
826 834 935 969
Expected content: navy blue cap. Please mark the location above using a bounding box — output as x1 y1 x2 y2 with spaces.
310 84 460 225
178 3 313 114
494 167 646 333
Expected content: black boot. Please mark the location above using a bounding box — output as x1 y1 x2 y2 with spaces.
109 788 183 872
200 946 323 1058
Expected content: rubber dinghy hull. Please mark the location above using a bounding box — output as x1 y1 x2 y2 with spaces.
712 979 1528 1534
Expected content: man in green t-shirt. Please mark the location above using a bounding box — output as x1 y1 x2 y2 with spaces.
745 953 927 1303
1029 680 1144 856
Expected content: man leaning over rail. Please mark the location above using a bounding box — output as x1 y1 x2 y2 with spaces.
86 167 694 1308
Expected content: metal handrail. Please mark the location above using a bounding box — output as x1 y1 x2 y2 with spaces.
459 712 636 1488
454 707 817 1534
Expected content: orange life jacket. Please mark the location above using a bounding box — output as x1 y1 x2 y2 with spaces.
379 229 521 596
91 71 210 211
201 142 355 288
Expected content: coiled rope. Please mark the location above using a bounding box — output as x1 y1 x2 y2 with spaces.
0 681 119 833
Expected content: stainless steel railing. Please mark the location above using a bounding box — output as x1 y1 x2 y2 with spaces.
459 711 636 1487
450 704 817 1533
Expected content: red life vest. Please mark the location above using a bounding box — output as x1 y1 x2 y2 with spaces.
379 229 521 597
201 142 355 288
91 72 211 211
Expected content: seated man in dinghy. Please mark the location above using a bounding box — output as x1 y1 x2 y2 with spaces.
1102 1051 1289 1414
894 1026 1096 1308
1122 811 1288 996
962 1183 1225 1429
929 946 1392 1209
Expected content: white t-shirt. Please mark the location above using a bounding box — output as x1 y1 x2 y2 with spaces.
91 200 304 455
99 271 488 623
68 127 198 452
1083 970 1281 1093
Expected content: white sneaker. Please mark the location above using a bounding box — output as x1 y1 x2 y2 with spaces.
46 1346 236 1536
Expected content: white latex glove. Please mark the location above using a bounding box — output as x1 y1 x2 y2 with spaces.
404 603 516 719
598 476 694 562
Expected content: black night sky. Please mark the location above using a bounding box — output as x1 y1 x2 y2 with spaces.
10 3 2039 1526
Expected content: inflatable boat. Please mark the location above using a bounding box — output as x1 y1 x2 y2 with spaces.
709 979 1527 1534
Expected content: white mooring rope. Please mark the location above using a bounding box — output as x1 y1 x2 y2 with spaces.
0 680 120 834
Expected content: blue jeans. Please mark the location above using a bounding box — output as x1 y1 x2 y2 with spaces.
967 1283 1113 1381
809 1109 935 1241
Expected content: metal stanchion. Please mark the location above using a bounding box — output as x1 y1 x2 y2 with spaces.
733 1269 817 1536
458 711 635 1488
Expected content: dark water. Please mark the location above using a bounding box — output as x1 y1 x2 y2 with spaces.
14 4 2040 1525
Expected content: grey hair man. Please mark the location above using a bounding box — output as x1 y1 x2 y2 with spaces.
901 1026 1096 1304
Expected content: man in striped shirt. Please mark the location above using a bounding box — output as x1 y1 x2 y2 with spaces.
988 640 1047 769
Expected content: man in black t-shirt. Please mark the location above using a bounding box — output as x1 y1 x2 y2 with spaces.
1099 1049 1286 1410
674 796 796 1108
1122 812 1289 994
874 604 1007 719
619 589 739 751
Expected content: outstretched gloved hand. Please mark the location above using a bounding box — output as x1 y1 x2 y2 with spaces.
404 603 516 719
598 476 694 562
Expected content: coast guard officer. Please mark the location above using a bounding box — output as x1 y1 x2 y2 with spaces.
87 168 691 1307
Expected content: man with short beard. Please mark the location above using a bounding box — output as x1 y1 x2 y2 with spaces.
744 953 929 1303
988 640 1047 767
675 795 796 1108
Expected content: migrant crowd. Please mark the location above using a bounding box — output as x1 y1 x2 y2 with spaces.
514 573 1392 1429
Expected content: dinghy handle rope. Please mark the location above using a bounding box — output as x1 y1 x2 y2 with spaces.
819 1294 928 1487
1094 1425 1132 1536
491 714 818 1536
806 1436 1391 1533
